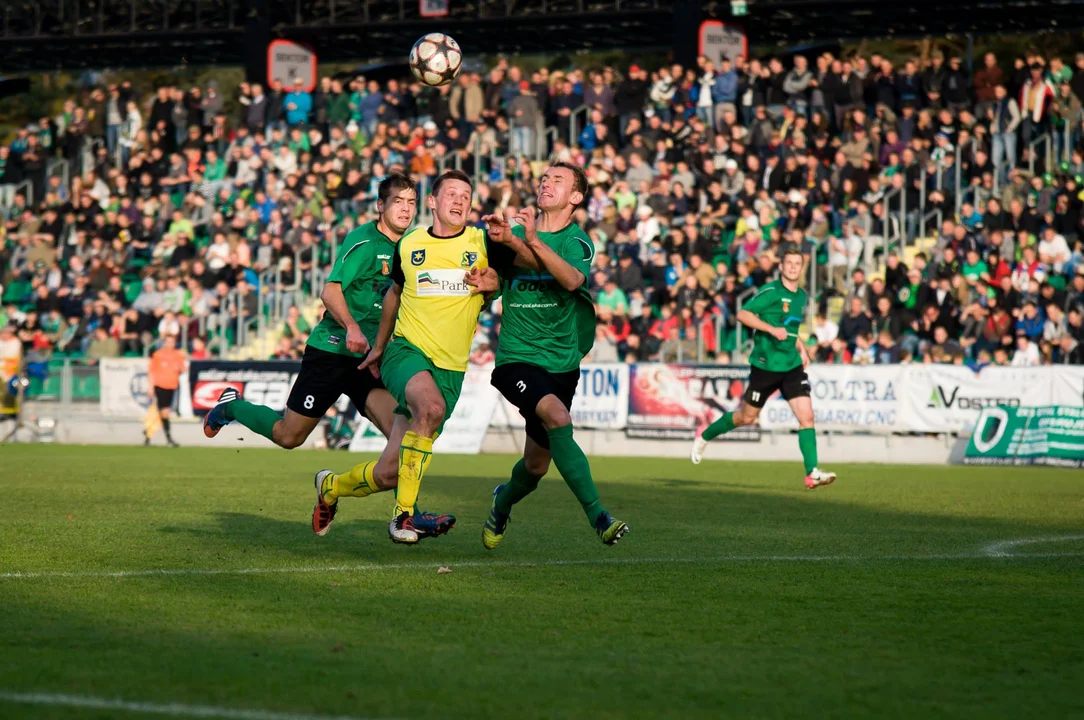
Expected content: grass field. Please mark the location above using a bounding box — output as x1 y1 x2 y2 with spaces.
0 445 1082 720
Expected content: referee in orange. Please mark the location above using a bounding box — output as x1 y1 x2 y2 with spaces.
146 334 187 447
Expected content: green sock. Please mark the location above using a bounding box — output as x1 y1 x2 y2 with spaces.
702 412 736 441
495 458 544 516
798 427 818 475
224 400 281 442
547 424 605 525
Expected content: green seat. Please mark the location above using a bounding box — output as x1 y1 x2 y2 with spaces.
2 279 31 304
125 281 143 304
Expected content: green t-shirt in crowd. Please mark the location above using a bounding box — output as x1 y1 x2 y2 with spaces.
962 260 988 282
307 221 395 357
493 222 597 374
742 278 807 372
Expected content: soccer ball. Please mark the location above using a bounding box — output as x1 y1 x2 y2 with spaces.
409 33 463 87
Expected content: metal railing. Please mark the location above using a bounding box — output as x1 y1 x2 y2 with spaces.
568 104 591 147
732 286 757 362
954 137 976 216
1028 134 1053 175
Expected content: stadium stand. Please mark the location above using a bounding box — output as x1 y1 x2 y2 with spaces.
2 47 1084 397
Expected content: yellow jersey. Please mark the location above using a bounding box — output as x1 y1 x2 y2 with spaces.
390 225 489 372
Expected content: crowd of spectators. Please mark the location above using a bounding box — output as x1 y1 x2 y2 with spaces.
2 47 1083 373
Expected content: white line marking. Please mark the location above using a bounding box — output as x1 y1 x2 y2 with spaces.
1 542 1081 582
982 534 1084 558
0 691 393 720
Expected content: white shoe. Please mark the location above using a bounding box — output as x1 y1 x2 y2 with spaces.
690 433 709 465
388 512 419 544
805 468 836 490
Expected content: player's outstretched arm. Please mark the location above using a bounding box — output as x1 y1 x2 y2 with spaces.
515 210 585 292
321 282 368 354
360 283 401 376
736 309 789 341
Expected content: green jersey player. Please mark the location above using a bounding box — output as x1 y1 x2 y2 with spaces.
202 173 455 538
467 162 629 547
690 246 836 489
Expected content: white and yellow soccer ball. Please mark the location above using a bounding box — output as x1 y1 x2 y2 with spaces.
409 33 463 87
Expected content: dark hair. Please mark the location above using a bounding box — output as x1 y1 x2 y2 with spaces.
377 172 416 206
550 161 588 205
432 169 472 196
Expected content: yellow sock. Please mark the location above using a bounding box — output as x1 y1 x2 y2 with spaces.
324 461 382 504
394 431 433 516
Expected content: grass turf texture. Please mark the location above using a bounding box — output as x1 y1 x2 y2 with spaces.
0 445 1082 720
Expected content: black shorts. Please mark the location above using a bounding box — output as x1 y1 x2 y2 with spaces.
153 386 175 410
491 362 580 449
287 346 386 418
744 365 810 408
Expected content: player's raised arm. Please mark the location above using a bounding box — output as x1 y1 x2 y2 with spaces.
483 211 541 270
514 209 585 292
320 282 368 355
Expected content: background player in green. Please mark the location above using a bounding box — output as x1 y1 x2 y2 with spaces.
202 174 455 538
689 247 836 489
467 162 629 547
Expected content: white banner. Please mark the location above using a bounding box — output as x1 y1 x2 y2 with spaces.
759 364 903 431
348 364 500 455
493 363 629 431
899 365 1053 433
99 357 192 419
1052 366 1084 407
100 357 148 418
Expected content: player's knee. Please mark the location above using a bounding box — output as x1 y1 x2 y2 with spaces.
415 398 446 431
524 456 551 477
275 425 309 449
538 405 571 431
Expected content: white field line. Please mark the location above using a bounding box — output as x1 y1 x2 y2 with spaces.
1 541 1082 582
0 691 395 720
981 534 1084 558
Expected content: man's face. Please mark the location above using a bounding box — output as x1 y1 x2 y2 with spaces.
538 167 582 212
379 187 418 235
781 253 803 283
429 178 471 230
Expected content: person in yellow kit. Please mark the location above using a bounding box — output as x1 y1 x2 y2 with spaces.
319 169 513 544
146 334 187 447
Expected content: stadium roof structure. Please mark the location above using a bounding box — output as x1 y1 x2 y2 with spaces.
2 0 1084 72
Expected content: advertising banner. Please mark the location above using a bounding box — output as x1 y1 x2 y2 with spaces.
759 364 903 431
627 364 757 440
899 365 1052 433
101 357 192 418
493 364 629 431
964 405 1084 468
349 364 501 455
188 360 300 416
1052 366 1084 407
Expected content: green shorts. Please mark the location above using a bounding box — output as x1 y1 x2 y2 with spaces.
381 337 465 434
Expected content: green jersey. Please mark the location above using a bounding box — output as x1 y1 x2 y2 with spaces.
743 279 807 372
492 223 597 373
307 222 395 357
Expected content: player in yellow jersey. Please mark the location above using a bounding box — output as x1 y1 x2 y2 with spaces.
338 169 503 543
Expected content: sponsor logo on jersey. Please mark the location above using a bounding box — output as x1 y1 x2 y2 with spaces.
416 269 470 296
461 251 478 267
411 249 426 266
328 335 341 345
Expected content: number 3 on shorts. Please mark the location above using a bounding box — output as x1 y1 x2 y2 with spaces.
304 395 315 410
